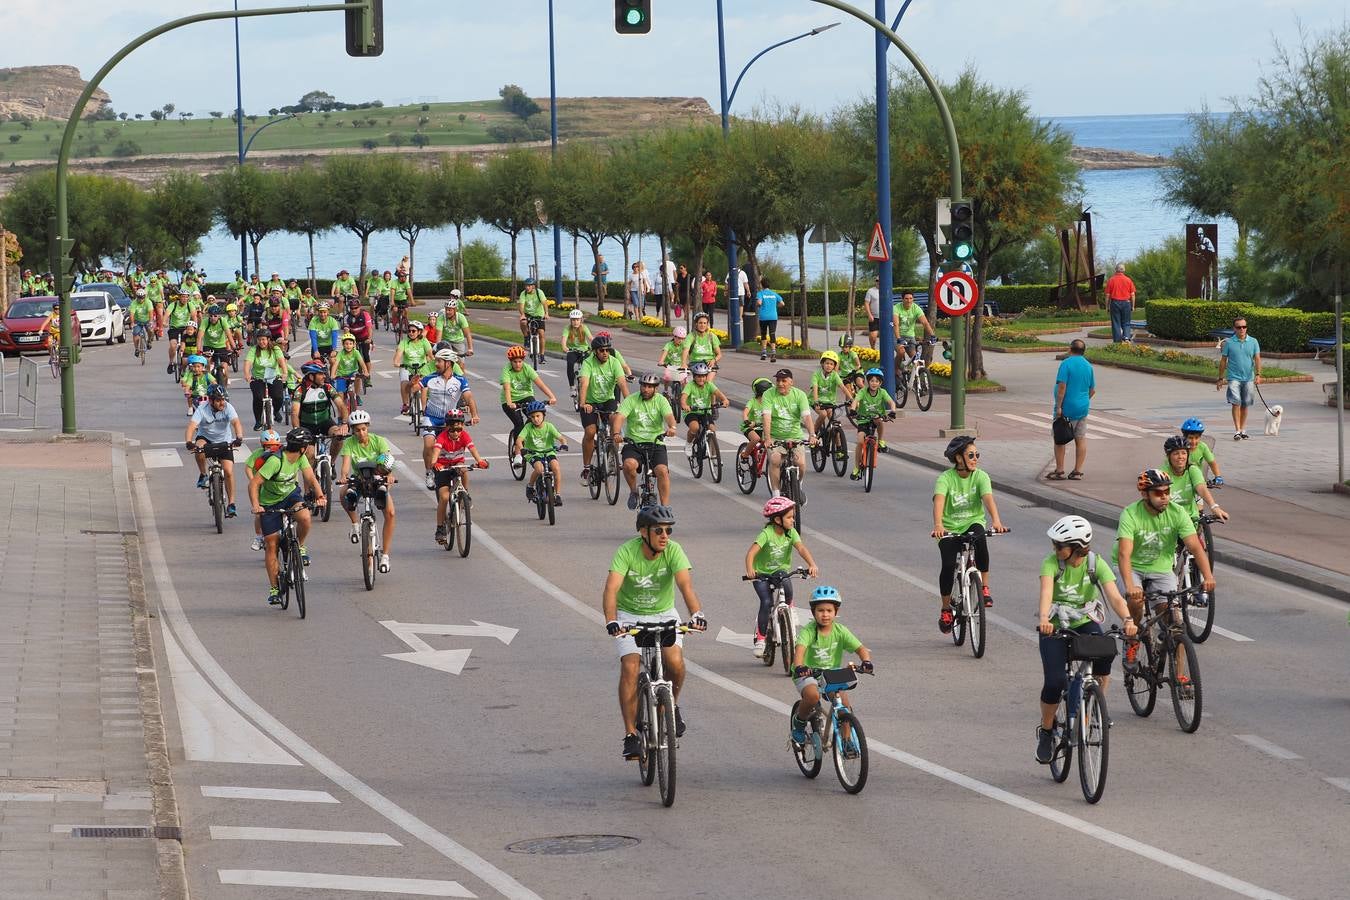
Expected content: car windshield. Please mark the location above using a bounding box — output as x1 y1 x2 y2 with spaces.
72 295 108 311
7 301 54 318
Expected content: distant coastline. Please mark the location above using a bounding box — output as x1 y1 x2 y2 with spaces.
1070 146 1170 170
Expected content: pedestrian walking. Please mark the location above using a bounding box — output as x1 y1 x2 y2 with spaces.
756 277 785 362
675 264 694 321
1106 263 1136 343
1216 315 1262 440
625 262 650 320
1048 339 1095 480
591 254 609 302
700 270 718 328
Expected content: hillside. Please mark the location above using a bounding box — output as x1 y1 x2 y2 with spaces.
0 66 111 121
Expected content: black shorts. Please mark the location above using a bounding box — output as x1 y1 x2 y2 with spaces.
206 347 232 364
622 442 668 469
168 326 187 341
375 296 390 316
433 467 463 491
867 317 882 334
759 320 778 341
684 412 716 426
580 400 618 429
305 420 338 438
195 442 233 462
260 489 304 536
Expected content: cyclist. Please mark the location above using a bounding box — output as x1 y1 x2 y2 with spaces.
1115 469 1217 643
226 270 247 297
1035 515 1136 764
419 348 479 490
1163 435 1228 524
849 367 898 478
760 368 817 501
517 276 548 355
932 436 1009 633
789 586 872 745
745 497 819 658
679 361 728 446
128 288 155 360
740 377 773 461
811 350 851 433
680 311 722 374
837 332 864 392
614 372 677 509
244 429 283 552
562 309 594 394
224 303 245 353
185 384 244 513
182 354 216 416
162 290 198 374
243 329 290 431
393 319 435 416
577 335 627 484
1179 417 1223 484
330 332 370 413
243 290 267 332
516 400 567 507
895 291 936 365
441 293 474 358
500 344 556 440
265 272 285 296
249 427 326 605
146 272 166 337
658 325 687 386
330 269 358 302
432 410 489 545
368 269 389 324
263 291 290 352
424 310 442 345
285 279 304 315
291 362 346 467
196 305 236 386
603 505 707 760
343 297 375 366
389 270 413 330
307 301 340 364
594 330 635 386
338 409 396 572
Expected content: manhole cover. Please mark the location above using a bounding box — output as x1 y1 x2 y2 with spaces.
506 834 639 855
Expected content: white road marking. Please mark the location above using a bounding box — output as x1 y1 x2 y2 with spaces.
1025 411 1146 439
1235 735 1302 760
995 412 1103 439
141 448 184 468
158 619 300 767
715 626 754 648
384 649 473 675
210 825 400 846
1325 778 1350 793
218 870 474 896
380 620 518 645
200 786 338 804
131 474 540 900
1210 624 1255 642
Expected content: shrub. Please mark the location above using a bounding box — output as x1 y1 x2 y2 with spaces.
436 239 505 280
111 140 142 158
638 316 664 328
1145 299 1252 341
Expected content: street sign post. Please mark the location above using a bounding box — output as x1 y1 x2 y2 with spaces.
866 222 890 262
935 270 979 317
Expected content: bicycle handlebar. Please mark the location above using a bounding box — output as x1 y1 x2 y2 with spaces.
742 566 811 582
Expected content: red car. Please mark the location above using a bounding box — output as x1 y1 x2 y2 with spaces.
0 296 81 355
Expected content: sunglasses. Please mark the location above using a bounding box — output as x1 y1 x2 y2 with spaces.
647 525 674 536
965 451 980 459
1234 325 1248 330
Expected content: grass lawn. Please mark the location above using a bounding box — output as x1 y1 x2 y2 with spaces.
1086 345 1306 380
929 374 1005 392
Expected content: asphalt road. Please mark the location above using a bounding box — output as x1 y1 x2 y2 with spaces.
60 333 1350 900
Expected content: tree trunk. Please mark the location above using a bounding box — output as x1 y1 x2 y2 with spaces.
847 240 858 337
588 237 605 312
454 223 464 295
967 260 988 381
250 238 261 277
307 231 317 294
572 232 580 304
529 227 539 285
509 231 519 301
358 233 370 303
659 234 671 327
796 228 809 350
618 235 632 312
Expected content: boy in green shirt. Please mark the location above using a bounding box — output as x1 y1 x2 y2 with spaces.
744 495 818 658
182 355 216 416
1161 436 1227 525
1179 418 1223 484
811 351 851 433
739 377 773 460
932 436 1009 634
789 586 872 746
679 361 728 446
848 367 898 477
514 401 567 507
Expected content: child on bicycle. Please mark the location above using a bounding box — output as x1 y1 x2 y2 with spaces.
1162 435 1227 524
932 436 1009 633
562 310 593 391
433 410 489 545
739 377 773 461
182 354 216 417
331 332 370 406
811 351 852 435
1035 515 1135 764
746 497 819 659
658 325 687 385
837 333 864 392
849 367 897 478
515 400 567 507
1178 417 1223 483
790 586 872 744
680 361 728 445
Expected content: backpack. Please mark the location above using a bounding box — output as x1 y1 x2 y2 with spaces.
1057 550 1104 589
251 449 283 475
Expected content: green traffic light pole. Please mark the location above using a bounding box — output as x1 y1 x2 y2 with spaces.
53 2 368 435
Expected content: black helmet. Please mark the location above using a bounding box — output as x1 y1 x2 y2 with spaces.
1163 435 1189 455
751 377 772 397
590 335 613 351
636 505 676 529
1137 468 1172 492
284 427 314 451
944 435 976 463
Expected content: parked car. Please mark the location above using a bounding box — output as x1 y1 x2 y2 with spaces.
0 297 80 355
79 281 132 311
70 291 126 345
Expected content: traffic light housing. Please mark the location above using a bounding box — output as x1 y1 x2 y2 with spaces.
949 199 974 263
56 238 76 296
345 0 384 57
615 0 651 34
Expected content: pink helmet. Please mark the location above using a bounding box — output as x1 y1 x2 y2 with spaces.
672 325 687 339
763 496 796 518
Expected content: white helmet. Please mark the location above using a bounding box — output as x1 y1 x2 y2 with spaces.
434 347 459 362
347 409 371 426
568 308 584 320
1047 515 1092 547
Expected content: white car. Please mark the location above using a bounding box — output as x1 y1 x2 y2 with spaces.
70 291 126 345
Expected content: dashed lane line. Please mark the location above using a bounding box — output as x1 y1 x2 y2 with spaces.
218 871 474 896
1234 735 1302 760
200 786 338 804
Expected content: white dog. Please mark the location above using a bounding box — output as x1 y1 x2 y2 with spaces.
1264 404 1284 436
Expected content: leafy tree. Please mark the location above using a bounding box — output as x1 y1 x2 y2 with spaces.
1161 110 1254 259
547 141 617 308
149 171 213 274
499 84 541 121
427 154 480 293
476 149 544 298
1109 235 1186 301
6 135 18 144
111 140 141 158
209 111 223 119
712 120 794 316
299 90 338 112
389 132 406 148
162 103 175 116
274 166 334 292
149 110 164 122
321 155 393 294
410 132 431 148
437 239 505 280
214 165 283 275
383 159 443 280
118 112 129 121
268 107 280 117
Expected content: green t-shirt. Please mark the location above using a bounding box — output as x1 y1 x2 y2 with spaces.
659 338 685 364
165 299 195 328
255 453 311 507
1040 552 1116 628
609 536 691 616
226 314 243 333
266 278 285 295
518 420 563 458
183 370 216 400
797 621 862 670
200 318 230 350
1164 463 1206 519
397 337 433 373
686 330 720 363
617 393 673 443
811 368 844 404
682 380 717 413
333 347 364 377
441 312 470 342
1113 499 1197 574
332 276 358 297
128 298 155 325
500 362 539 404
390 279 412 304
1188 441 1216 469
246 345 286 382
519 288 547 318
896 303 924 338
563 326 593 353
340 433 391 464
752 525 800 575
743 396 764 431
934 468 992 534
839 348 862 377
762 387 812 441
146 279 164 303
579 354 625 404
367 275 388 296
854 387 893 421
310 314 340 343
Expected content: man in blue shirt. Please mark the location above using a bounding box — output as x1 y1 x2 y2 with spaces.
185 385 244 514
755 276 784 363
1050 339 1095 480
1217 315 1262 440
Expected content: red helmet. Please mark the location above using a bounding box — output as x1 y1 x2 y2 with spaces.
763 496 796 518
506 345 527 361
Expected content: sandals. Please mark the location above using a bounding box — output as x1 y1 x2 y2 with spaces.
1046 470 1066 480
1068 471 1084 480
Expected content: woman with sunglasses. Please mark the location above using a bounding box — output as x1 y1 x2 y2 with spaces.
931 436 1008 635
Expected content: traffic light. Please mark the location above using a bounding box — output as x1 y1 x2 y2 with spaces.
949 199 974 263
615 0 651 34
345 0 384 57
56 238 76 296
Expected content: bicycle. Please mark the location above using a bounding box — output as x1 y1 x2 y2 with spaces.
586 403 622 506
1175 512 1222 643
1042 627 1118 804
742 567 809 676
622 620 697 808
506 399 535 483
940 529 1005 660
683 410 723 483
341 373 364 413
854 413 896 493
663 367 688 411
274 500 314 619
1122 586 1203 733
345 462 391 591
769 441 808 528
191 441 235 534
624 439 665 511
528 443 567 526
391 305 409 338
257 381 280 431
789 664 873 794
810 403 850 478
406 369 425 435
171 341 185 384
735 436 768 495
311 433 336 523
47 338 60 379
523 315 546 368
895 339 936 411
441 464 474 558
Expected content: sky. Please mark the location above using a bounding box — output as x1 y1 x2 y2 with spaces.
5 1 1346 120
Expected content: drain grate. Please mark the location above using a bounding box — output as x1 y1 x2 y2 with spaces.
70 826 181 840
506 834 639 855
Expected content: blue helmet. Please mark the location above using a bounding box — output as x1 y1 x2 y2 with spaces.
187 354 207 366
1180 417 1205 435
864 367 884 379
810 585 842 608
205 384 228 400
301 362 326 376
524 400 548 414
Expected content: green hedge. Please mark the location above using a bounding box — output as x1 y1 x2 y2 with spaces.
1145 298 1349 352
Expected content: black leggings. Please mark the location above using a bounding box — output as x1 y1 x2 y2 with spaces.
502 400 532 436
759 320 778 344
250 379 286 425
938 524 988 596
1039 621 1110 704
566 350 584 387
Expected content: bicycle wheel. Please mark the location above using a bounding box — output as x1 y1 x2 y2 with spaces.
1183 558 1216 644
951 596 968 648
1048 703 1072 783
535 481 548 520
916 366 933 411
1077 683 1110 804
409 397 422 436
361 518 376 591
810 437 827 472
456 493 472 558
1124 634 1158 717
655 685 677 807
545 477 556 527
788 470 803 529
968 571 987 659
831 427 849 478
1168 632 1202 733
776 606 796 678
508 429 526 481
636 676 656 787
832 711 868 794
792 711 823 778
319 460 333 522
210 469 224 534
735 448 757 494
587 454 602 500
761 624 776 668
862 439 875 493
290 537 306 619
687 436 704 478
173 356 183 384
603 445 621 506
707 433 723 484
895 369 910 408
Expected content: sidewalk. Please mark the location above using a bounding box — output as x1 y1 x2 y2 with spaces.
0 434 182 899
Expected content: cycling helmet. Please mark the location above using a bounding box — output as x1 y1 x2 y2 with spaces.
253 329 271 342
944 435 977 463
689 361 712 377
284 427 314 451
865 367 884 379
135 288 147 298
225 303 238 313
1180 417 1205 435
636 504 677 528
186 354 207 365
207 305 222 315
445 409 467 424
259 428 282 448
820 350 840 365
183 321 198 331
434 340 453 353
751 377 772 397
839 333 855 349
595 330 612 340
524 400 548 415
763 496 796 518
590 335 613 351
268 293 283 303
672 325 687 339
1163 435 1190 455
205 384 227 400
347 409 371 426
347 297 361 307
428 311 440 320
1046 515 1092 548
316 301 330 310
694 311 710 322
1137 468 1172 492
406 320 424 331
301 362 326 376
568 308 584 320
638 372 661 387
434 347 459 362
340 332 357 343
810 585 842 608
506 345 527 360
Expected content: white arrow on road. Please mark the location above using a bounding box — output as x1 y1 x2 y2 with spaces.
715 626 755 649
378 620 518 676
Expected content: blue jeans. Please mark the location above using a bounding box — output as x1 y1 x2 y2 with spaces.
1110 301 1133 343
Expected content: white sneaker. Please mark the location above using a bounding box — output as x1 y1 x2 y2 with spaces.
751 635 765 658
379 553 391 573
425 470 435 490
349 523 360 544
250 535 263 552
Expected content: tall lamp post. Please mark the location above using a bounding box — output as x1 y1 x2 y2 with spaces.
547 0 564 311
716 5 837 348
233 0 247 279
234 114 298 275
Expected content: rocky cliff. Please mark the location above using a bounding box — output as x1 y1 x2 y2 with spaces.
0 66 112 121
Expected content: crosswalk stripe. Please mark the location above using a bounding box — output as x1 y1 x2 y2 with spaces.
201 786 338 804
141 448 184 467
1024 411 1144 440
217 871 473 896
210 825 400 846
995 414 1103 439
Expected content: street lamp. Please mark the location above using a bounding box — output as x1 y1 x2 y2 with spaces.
548 0 564 314
716 5 838 347
234 0 246 279
234 114 297 278
242 113 298 158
